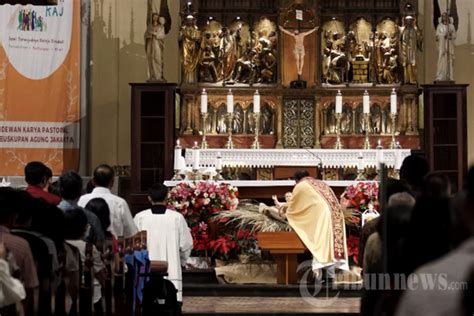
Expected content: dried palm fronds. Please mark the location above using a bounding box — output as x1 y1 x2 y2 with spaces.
215 202 291 233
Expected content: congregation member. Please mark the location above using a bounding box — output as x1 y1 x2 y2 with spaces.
395 167 474 315
84 197 119 252
0 188 38 314
399 155 429 198
361 202 414 316
58 170 105 247
24 161 61 205
133 183 193 303
64 207 106 315
401 172 453 275
78 164 138 239
285 170 348 280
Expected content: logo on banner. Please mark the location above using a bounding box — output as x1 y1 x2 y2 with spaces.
17 9 47 32
1 0 72 80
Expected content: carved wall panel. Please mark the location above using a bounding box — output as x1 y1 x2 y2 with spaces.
283 98 314 148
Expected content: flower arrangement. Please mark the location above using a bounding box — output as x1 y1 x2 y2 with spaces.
167 181 242 260
340 182 379 266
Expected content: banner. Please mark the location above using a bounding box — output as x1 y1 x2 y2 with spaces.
0 0 80 175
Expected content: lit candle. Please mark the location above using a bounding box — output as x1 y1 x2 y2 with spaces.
193 147 200 170
335 90 342 114
390 88 397 114
363 90 370 114
174 140 181 170
253 90 260 113
216 152 222 170
201 89 208 113
376 140 384 170
227 89 234 113
395 142 402 170
357 152 364 171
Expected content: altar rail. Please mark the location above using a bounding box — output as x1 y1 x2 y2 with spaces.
184 149 411 169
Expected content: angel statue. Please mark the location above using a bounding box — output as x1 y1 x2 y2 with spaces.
434 11 457 81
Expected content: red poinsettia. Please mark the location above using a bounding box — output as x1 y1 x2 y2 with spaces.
341 182 379 267
166 181 240 259
346 234 360 265
209 235 238 260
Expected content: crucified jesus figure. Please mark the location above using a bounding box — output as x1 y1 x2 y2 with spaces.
279 25 318 78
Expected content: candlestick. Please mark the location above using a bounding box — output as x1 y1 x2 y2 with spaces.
227 89 234 113
335 90 342 114
201 89 208 113
390 88 397 114
334 113 343 149
201 112 209 149
251 112 262 149
363 90 370 114
363 113 371 149
225 113 234 149
253 90 260 113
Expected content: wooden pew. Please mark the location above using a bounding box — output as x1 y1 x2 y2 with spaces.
256 232 306 285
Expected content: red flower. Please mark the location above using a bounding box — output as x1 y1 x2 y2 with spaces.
346 235 359 265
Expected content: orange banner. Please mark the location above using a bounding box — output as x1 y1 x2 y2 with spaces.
0 0 80 175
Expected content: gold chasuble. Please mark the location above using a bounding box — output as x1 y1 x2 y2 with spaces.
286 177 348 270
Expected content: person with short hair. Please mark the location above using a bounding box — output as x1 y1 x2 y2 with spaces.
24 161 61 205
0 188 39 313
64 207 105 314
58 170 105 247
78 164 138 239
133 183 193 302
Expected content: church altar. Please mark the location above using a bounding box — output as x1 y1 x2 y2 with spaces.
183 148 411 169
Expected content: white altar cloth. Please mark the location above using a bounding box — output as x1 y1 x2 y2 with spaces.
183 149 410 169
164 180 375 188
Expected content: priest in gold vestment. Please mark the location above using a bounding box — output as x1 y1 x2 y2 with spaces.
286 171 349 274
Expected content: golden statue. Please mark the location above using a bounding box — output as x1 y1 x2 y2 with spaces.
179 15 201 84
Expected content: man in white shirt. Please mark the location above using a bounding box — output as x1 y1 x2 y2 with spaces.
134 183 193 302
78 164 138 239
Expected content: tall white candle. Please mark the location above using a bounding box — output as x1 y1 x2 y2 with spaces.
357 152 364 171
227 89 234 113
201 89 208 113
174 139 181 170
395 142 402 170
216 152 222 170
193 148 200 170
335 90 342 114
253 90 260 113
363 90 370 114
376 140 384 170
390 88 397 114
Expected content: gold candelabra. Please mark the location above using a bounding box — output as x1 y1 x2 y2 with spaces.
201 112 209 149
363 113 371 150
225 113 234 149
389 113 397 149
251 112 261 149
334 113 343 149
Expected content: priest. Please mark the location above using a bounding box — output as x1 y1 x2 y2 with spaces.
286 171 349 278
